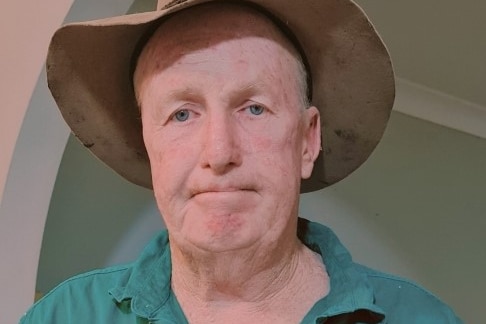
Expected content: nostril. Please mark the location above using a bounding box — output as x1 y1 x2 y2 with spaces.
201 138 242 173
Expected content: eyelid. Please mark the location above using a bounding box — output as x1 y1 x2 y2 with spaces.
164 104 198 125
162 104 190 125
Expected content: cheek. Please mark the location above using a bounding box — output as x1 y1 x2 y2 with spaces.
250 123 303 179
143 127 192 194
147 138 195 228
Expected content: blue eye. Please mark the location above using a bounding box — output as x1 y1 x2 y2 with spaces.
174 109 190 122
248 104 264 115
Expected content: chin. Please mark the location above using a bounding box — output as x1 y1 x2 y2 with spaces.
183 213 262 253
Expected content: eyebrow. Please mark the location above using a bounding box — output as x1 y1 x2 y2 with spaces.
162 81 267 104
163 87 201 102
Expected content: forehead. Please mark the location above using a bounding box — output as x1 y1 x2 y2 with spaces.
134 2 301 78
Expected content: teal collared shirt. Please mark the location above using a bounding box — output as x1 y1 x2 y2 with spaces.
20 219 462 323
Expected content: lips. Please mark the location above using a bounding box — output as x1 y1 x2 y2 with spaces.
189 183 255 198
191 187 253 198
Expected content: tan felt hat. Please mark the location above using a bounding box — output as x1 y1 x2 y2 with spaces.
47 0 395 193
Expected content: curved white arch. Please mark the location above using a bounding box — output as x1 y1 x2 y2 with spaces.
0 1 143 322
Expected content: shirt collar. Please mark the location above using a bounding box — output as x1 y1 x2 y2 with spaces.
109 218 385 322
298 218 385 323
109 231 175 320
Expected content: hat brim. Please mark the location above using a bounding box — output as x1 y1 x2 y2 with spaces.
47 0 394 193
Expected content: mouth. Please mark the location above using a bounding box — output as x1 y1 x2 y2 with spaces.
190 187 254 198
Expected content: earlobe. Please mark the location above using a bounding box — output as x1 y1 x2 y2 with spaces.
301 106 321 179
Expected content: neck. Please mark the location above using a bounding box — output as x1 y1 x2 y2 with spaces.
170 231 329 323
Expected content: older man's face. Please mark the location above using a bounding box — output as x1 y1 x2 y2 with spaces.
135 4 320 253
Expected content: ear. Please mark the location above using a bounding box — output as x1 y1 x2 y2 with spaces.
301 106 321 179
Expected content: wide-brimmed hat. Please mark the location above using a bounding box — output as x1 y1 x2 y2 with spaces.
47 0 394 193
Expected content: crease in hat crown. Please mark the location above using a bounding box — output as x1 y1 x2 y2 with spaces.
46 0 395 193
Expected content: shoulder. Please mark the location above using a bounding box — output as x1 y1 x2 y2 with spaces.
356 265 463 324
19 264 130 323
20 231 171 323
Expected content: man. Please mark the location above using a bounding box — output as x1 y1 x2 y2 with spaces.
21 0 461 323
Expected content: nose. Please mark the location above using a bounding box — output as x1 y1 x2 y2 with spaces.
200 113 242 174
